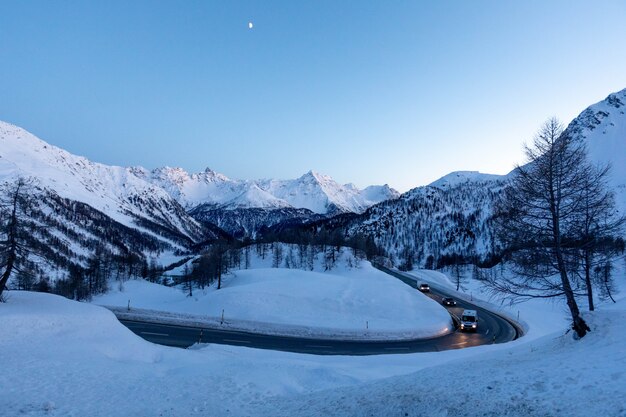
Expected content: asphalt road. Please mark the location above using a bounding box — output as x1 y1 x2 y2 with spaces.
119 268 520 355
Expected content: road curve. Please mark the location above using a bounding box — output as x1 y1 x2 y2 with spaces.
118 267 521 355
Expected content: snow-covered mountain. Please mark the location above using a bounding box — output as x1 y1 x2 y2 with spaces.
428 171 506 189
0 120 400 269
136 167 399 214
257 171 399 215
293 88 626 269
345 176 507 269
133 166 399 237
0 122 214 242
130 166 249 210
0 121 224 278
190 206 323 239
2 87 623 275
561 88 626 213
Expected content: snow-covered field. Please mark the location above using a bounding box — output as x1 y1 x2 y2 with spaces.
2 285 625 417
94 257 453 340
4 244 625 417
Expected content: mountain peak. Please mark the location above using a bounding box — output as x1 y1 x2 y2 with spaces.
428 171 505 189
0 119 205 244
301 170 330 182
193 167 230 183
222 183 291 210
563 87 626 211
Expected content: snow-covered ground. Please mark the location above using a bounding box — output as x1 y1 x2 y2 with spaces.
94 254 453 340
4 243 625 417
2 285 625 417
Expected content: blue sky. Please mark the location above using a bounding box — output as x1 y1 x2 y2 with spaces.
1 1 625 192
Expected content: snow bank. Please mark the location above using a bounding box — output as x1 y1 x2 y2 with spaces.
95 262 453 340
3 291 625 417
0 291 488 416
257 307 626 417
1 291 163 363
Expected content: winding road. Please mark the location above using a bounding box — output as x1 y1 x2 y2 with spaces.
118 267 521 355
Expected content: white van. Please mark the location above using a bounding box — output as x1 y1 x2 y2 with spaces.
460 309 478 332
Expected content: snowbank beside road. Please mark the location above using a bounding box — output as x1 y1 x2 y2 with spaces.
95 262 453 340
258 307 626 417
3 291 625 417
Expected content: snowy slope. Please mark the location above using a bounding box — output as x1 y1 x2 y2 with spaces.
258 170 400 214
360 184 401 206
139 167 399 214
429 170 506 189
346 177 507 267
131 166 247 209
259 307 626 417
95 258 453 340
562 88 626 212
3 280 626 416
137 167 399 237
0 121 207 243
311 88 626 269
224 183 292 209
0 121 224 281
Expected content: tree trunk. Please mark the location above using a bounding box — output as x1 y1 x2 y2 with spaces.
0 251 16 297
557 256 589 338
217 256 222 290
550 175 589 338
584 249 594 311
554 242 589 338
603 263 616 303
0 187 19 298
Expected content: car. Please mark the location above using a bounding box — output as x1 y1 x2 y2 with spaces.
441 297 456 306
460 309 479 332
418 283 430 292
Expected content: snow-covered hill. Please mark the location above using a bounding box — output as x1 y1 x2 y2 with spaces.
562 88 626 212
94 250 453 340
0 121 223 280
305 88 626 269
428 171 506 189
346 177 507 268
0 122 209 242
0 119 400 276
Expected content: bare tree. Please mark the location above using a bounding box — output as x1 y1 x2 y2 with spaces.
451 263 466 291
272 244 283 268
574 168 624 310
182 263 193 297
0 177 40 299
490 118 620 338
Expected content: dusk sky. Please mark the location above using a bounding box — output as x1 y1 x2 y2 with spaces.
1 1 625 192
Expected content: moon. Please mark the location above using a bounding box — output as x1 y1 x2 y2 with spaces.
248 22 253 29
